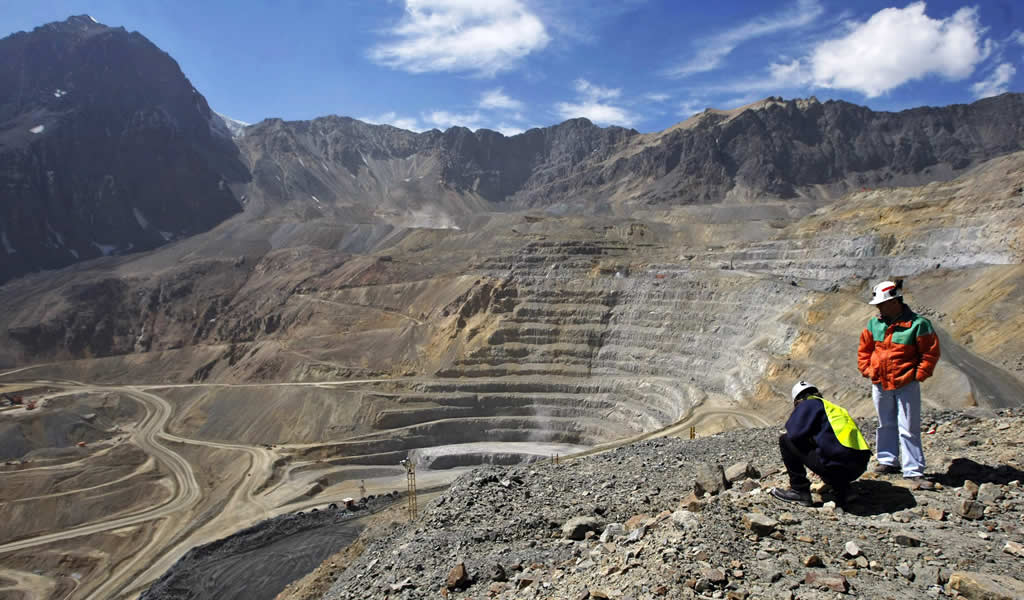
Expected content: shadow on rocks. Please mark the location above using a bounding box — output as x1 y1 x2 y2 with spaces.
843 480 917 516
933 457 1024 487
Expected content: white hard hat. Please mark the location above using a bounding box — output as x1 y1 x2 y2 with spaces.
868 280 902 305
791 380 818 402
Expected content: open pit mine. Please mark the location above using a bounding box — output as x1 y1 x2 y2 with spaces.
1 15 1023 600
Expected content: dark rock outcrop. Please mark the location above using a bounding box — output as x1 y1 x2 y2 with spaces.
0 15 249 283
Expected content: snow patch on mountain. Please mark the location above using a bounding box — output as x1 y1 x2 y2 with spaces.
133 207 150 230
46 222 64 247
212 112 250 138
91 241 117 256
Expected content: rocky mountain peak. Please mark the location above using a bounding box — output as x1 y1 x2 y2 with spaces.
36 14 112 37
0 15 249 284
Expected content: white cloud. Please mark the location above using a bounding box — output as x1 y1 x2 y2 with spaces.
696 3 996 99
369 109 527 134
493 124 525 136
1013 30 1024 46
972 62 1017 99
811 3 989 97
645 93 670 103
370 0 550 76
555 102 637 127
687 58 813 95
424 110 486 130
574 78 621 100
555 78 637 126
667 0 824 77
362 112 422 131
769 59 814 87
533 0 651 45
480 88 525 111
678 99 706 118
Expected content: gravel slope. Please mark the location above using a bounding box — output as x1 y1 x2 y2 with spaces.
322 408 1024 599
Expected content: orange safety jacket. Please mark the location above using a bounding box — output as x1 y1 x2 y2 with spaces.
857 306 940 391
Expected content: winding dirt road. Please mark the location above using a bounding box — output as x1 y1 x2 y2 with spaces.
0 377 406 599
295 293 425 325
6 458 157 504
0 387 200 556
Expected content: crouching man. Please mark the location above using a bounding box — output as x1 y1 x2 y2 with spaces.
771 381 871 506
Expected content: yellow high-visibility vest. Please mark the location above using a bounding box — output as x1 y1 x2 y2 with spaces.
814 396 870 451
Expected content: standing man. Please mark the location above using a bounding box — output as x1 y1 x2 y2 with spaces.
858 280 940 488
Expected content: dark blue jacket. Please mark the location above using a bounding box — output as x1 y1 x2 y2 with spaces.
785 397 871 470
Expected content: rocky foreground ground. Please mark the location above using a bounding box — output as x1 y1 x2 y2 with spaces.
318 408 1024 600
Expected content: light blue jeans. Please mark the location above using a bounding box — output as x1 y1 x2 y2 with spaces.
872 381 924 477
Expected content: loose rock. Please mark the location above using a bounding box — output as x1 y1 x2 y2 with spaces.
804 572 849 593
1004 541 1024 558
742 513 778 537
694 463 729 496
446 563 470 589
844 541 862 557
958 500 985 520
947 571 1024 599
725 461 760 483
671 510 699 531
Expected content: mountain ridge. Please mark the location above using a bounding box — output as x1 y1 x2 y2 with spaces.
232 92 1024 222
4 17 1024 285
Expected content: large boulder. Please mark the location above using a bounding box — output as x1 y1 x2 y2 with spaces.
694 464 728 496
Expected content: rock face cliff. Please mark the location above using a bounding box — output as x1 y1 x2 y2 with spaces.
235 94 1024 222
0 15 249 284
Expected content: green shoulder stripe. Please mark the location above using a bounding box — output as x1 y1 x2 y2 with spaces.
867 318 887 341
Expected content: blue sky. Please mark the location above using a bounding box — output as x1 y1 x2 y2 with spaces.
3 1 1023 134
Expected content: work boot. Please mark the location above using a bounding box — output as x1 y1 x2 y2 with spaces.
904 476 935 491
770 487 813 507
872 463 900 475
